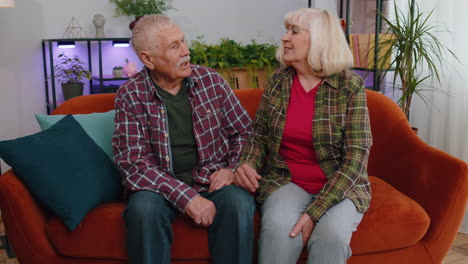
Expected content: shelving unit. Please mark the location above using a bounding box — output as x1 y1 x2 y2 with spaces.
91 74 130 94
339 0 391 91
41 38 132 113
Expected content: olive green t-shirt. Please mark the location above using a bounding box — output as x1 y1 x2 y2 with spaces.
154 80 198 186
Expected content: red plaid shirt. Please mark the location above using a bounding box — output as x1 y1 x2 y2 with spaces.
112 65 253 212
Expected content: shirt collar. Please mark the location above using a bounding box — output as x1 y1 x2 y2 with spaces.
322 73 340 90
143 67 196 99
186 71 196 88
281 66 341 90
143 68 159 97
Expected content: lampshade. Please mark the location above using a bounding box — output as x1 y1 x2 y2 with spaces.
0 0 15 8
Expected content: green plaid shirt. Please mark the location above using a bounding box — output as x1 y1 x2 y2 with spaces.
240 67 372 222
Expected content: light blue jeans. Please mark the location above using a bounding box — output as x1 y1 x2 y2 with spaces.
259 182 363 264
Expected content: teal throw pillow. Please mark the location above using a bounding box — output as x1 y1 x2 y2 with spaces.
0 115 121 230
35 110 115 160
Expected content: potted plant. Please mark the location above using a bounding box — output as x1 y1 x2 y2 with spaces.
54 53 91 101
109 0 175 29
241 40 279 89
375 0 458 121
112 66 124 78
189 37 279 89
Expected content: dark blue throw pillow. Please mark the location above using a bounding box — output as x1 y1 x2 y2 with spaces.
0 115 121 230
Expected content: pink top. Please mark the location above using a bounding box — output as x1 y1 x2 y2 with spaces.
279 75 327 194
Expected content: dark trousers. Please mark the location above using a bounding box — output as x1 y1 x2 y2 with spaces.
124 185 255 264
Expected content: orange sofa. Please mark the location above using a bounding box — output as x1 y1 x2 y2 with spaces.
0 88 467 264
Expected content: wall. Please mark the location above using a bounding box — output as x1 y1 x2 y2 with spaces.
0 0 338 172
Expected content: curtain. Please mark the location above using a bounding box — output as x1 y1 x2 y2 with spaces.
407 0 468 233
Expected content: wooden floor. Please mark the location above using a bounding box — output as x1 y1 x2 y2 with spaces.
0 217 467 264
444 233 468 264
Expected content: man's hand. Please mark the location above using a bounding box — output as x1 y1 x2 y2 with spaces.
289 213 315 247
209 169 234 192
185 196 216 227
234 163 261 192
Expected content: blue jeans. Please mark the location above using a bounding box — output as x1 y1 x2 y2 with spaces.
259 183 363 264
124 185 255 264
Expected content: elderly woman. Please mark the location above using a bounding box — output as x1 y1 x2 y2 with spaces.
235 8 372 264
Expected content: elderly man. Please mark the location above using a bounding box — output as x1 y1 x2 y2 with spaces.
112 14 254 264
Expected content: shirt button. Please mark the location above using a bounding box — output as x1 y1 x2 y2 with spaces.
207 109 211 113
147 120 151 125
161 109 165 114
165 156 170 161
164 133 168 137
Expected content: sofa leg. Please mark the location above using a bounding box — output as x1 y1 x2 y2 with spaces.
0 235 15 258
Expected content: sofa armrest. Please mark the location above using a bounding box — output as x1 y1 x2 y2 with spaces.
0 170 59 261
368 123 468 263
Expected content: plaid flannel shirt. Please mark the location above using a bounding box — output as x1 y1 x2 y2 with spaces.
240 66 372 222
112 65 253 212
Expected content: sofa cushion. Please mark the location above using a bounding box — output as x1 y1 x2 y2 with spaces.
35 110 115 160
350 176 430 254
46 176 430 259
232 88 263 119
0 115 122 231
47 203 213 260
47 203 128 259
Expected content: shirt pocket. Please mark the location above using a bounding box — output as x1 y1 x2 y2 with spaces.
330 114 346 147
145 116 166 151
194 102 222 131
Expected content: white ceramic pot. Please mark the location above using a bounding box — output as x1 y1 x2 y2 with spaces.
112 69 123 78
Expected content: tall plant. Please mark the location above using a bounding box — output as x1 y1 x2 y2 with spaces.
376 0 458 119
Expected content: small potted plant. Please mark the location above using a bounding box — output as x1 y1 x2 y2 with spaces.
109 0 175 29
54 53 91 100
112 66 124 78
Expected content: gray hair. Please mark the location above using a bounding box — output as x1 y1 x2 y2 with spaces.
276 8 354 77
131 14 175 57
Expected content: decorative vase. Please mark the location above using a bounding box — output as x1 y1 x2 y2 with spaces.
123 60 138 77
129 16 142 30
112 69 123 78
62 83 84 101
93 14 106 38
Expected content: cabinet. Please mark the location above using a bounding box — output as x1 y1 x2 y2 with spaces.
42 38 138 114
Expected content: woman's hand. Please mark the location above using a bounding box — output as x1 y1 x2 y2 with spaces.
234 163 261 192
208 169 234 192
290 213 315 247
